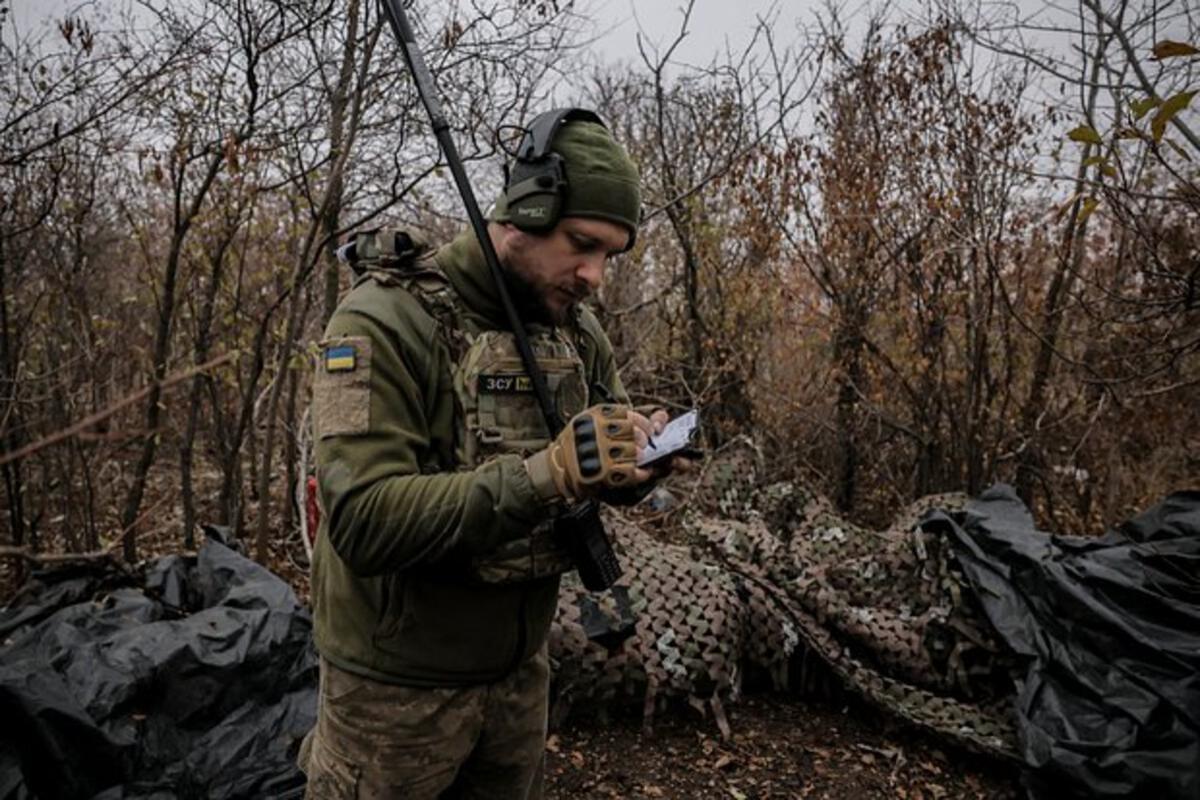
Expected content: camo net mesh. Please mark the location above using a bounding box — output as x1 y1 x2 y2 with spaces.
550 439 1019 758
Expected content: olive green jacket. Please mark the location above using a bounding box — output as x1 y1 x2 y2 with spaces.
310 229 628 686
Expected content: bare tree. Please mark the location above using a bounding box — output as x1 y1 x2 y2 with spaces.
953 0 1199 515
589 0 817 443
0 6 185 563
118 0 287 560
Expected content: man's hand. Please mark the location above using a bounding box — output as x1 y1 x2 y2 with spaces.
638 407 696 476
525 405 659 502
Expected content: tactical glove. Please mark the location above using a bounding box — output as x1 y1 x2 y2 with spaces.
525 404 640 502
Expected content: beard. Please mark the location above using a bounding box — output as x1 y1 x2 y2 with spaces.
500 253 588 327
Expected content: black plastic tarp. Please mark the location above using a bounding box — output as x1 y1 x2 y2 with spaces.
922 486 1200 799
0 532 317 800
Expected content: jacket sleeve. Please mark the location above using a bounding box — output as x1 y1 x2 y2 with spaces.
576 309 630 405
314 305 550 578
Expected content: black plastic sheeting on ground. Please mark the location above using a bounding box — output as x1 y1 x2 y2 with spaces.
0 530 317 800
922 486 1200 800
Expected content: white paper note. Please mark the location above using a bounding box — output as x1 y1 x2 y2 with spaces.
638 410 699 466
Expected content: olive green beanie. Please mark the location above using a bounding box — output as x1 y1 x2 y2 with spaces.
491 120 641 246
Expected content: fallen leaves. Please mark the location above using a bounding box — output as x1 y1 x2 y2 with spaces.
543 696 1018 799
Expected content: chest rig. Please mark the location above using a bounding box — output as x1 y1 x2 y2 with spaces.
350 230 589 583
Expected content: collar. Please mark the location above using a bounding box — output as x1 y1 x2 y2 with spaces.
435 227 579 334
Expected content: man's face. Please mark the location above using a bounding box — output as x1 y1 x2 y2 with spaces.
498 217 630 326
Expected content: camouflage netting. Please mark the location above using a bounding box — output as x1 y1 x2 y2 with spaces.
549 439 1020 759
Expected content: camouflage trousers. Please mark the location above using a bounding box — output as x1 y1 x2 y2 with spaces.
299 649 549 799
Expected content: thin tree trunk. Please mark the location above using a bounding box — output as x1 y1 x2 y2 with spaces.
219 304 279 537
118 233 181 562
76 437 98 551
1014 16 1108 504
965 244 992 496
181 224 237 549
119 144 227 561
255 276 310 562
0 246 28 562
281 352 301 537
834 313 866 512
321 0 359 323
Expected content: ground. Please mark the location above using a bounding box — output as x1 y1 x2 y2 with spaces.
545 695 1020 799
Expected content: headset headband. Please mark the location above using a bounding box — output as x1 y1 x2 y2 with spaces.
517 107 605 162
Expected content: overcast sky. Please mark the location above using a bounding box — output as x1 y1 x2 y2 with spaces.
9 0 809 66
583 0 802 66
10 0 1189 117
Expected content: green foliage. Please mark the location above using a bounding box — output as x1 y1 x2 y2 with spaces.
1076 196 1100 224
1151 90 1196 142
1130 97 1160 120
1067 125 1103 145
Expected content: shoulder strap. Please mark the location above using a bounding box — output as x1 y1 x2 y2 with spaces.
390 248 475 367
340 228 472 360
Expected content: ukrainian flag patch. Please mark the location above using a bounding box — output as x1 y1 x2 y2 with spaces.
325 345 357 372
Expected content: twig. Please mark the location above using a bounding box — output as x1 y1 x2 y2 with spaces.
0 352 238 468
0 544 122 565
0 486 173 565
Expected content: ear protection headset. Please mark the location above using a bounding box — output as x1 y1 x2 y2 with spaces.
501 107 605 234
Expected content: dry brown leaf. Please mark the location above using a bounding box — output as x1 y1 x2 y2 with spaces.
1152 40 1200 59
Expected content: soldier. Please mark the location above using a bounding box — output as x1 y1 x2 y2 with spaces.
299 109 679 798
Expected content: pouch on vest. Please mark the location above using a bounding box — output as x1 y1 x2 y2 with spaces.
456 329 588 463
453 328 588 584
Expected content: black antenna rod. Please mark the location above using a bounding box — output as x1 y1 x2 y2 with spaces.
379 0 562 435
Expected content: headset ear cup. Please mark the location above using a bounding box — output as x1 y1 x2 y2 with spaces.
531 192 563 231
504 152 566 233
509 192 559 232
502 108 601 233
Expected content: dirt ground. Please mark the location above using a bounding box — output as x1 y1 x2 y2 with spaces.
545 695 1020 800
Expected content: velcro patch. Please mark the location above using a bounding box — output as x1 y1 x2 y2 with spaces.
313 336 371 438
325 345 357 372
479 373 534 394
